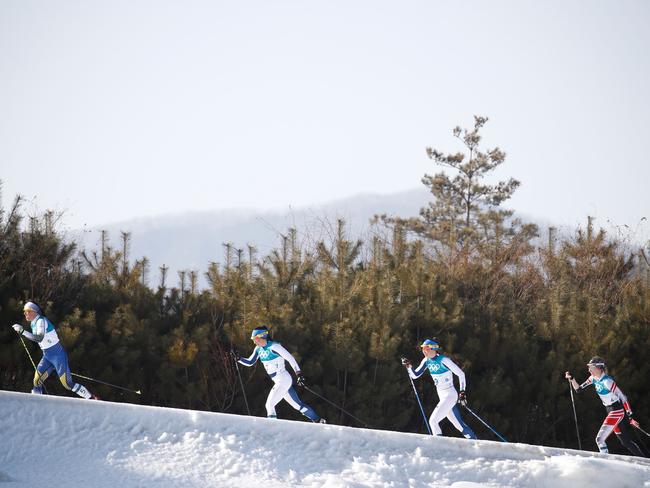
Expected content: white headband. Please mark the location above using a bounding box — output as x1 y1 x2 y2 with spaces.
23 302 42 314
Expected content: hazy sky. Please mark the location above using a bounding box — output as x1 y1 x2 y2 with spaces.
1 1 649 240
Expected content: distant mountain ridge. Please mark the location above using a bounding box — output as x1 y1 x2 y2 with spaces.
74 188 432 287
71 187 644 289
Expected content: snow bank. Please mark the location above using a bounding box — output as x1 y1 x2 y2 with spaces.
1 390 648 487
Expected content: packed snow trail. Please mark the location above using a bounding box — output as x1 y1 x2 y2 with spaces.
1 390 649 488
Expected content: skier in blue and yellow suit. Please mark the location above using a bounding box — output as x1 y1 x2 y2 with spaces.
12 301 95 399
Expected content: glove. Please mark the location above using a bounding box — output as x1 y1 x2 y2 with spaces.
401 357 412 368
296 373 306 387
12 324 24 335
229 350 240 362
564 371 573 381
458 390 468 406
625 410 640 428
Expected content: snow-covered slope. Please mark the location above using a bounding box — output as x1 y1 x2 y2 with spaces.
1 391 649 488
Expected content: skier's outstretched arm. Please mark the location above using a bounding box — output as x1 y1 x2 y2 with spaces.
565 371 590 392
408 358 428 379
13 317 46 344
238 349 259 367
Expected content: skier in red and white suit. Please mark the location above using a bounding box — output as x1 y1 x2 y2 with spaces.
566 357 644 456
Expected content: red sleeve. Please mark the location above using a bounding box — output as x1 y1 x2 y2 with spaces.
610 380 630 411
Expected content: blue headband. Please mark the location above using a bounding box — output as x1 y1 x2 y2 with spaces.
420 339 441 350
251 328 269 339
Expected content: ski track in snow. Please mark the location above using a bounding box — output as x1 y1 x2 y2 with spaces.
1 391 649 488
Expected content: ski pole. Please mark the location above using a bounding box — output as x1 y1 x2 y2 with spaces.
402 361 432 435
18 334 37 370
302 384 370 428
461 404 507 442
71 373 141 395
633 424 650 438
232 356 251 416
568 379 582 449
631 424 650 457
18 333 49 394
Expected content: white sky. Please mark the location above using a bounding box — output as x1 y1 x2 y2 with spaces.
1 0 649 241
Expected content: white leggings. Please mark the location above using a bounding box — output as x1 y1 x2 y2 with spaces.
429 388 464 434
265 370 320 421
265 370 302 416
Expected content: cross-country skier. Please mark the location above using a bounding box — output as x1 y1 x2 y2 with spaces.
402 339 477 439
232 326 325 423
11 301 96 399
565 357 644 456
